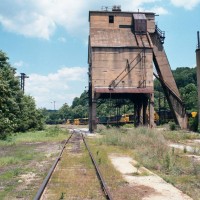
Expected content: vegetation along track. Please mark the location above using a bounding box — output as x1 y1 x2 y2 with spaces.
34 129 112 200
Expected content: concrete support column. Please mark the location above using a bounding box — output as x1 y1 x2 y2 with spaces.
143 97 148 125
89 101 92 132
139 96 144 125
196 32 200 128
137 102 143 125
89 104 92 132
134 100 143 127
149 93 155 128
92 99 97 130
134 104 138 127
89 98 97 133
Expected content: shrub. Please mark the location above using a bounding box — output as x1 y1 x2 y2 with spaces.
169 122 176 131
189 115 198 132
45 126 60 137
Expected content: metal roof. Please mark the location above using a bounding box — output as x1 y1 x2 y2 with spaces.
90 28 151 48
133 13 147 20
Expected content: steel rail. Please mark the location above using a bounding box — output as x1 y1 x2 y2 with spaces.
81 133 113 200
34 131 74 200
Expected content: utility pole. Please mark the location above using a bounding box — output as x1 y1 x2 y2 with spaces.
51 101 56 110
18 73 29 93
159 91 161 125
196 31 200 129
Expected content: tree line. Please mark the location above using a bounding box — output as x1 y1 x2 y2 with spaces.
0 51 43 139
154 67 198 113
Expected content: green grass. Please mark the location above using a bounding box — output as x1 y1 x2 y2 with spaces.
1 168 23 180
0 125 69 200
87 137 143 199
0 125 69 145
0 156 21 167
96 126 200 200
162 130 200 143
1 125 199 199
98 127 168 169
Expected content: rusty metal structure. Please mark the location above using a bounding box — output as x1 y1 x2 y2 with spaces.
18 73 29 93
196 31 200 127
88 6 187 132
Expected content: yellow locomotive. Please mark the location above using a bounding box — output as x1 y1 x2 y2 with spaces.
66 112 158 125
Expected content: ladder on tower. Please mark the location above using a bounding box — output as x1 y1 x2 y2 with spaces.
109 49 145 89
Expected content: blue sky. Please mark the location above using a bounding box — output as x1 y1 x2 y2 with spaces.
0 0 200 109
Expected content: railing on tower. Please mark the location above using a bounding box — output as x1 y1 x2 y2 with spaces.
155 25 165 44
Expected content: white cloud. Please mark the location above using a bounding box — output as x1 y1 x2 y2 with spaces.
150 6 169 15
13 60 24 68
122 0 159 11
58 37 67 43
0 0 169 39
25 66 87 109
91 0 163 13
170 0 200 9
0 0 88 39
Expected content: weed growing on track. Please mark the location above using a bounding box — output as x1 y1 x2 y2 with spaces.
87 137 141 200
97 126 200 200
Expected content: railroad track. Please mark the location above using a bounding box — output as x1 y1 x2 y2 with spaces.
34 129 112 200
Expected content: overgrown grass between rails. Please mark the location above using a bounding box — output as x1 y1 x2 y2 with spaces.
46 141 107 200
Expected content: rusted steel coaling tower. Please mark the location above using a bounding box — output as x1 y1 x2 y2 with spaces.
196 31 200 127
88 7 187 132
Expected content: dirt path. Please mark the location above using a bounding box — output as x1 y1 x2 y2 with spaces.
110 155 193 200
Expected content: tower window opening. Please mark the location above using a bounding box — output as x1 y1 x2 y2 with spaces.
109 15 114 23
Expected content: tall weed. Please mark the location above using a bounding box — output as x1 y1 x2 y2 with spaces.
98 127 200 199
0 157 20 167
45 126 61 137
100 127 171 170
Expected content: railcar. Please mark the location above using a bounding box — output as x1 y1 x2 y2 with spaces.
66 111 184 126
79 118 89 125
